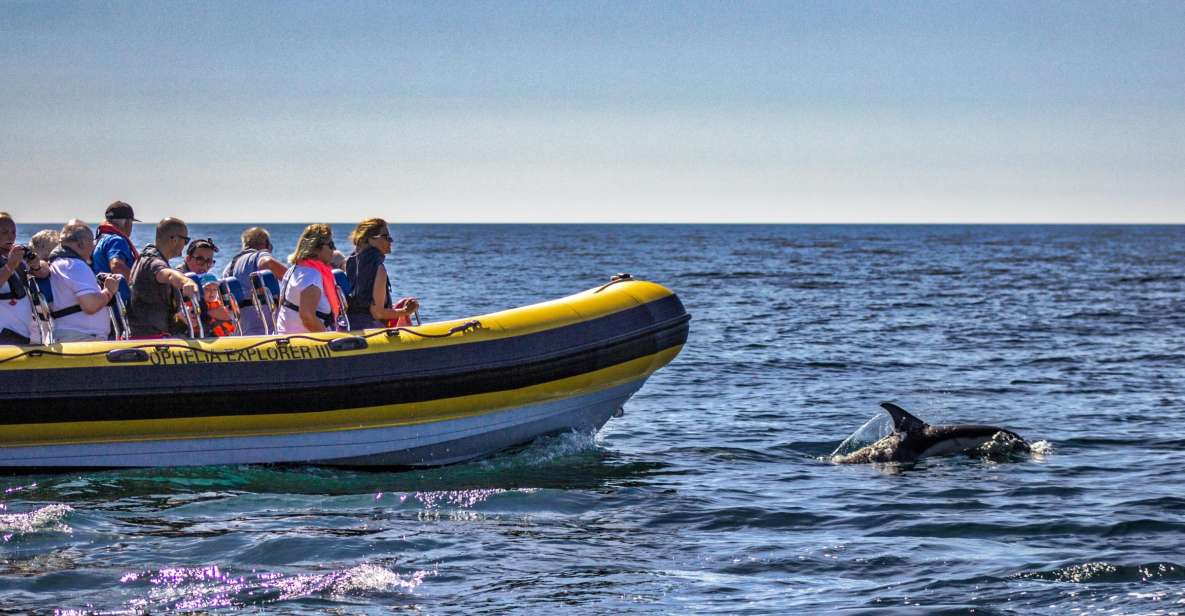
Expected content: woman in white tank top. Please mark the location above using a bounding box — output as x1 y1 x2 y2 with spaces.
274 224 342 334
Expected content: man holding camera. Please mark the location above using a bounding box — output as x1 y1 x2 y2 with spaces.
0 212 50 345
46 220 121 342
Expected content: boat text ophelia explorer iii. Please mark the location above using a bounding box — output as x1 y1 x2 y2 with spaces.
0 276 689 469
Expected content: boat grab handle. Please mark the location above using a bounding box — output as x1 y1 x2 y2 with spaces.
328 336 368 352
106 348 150 363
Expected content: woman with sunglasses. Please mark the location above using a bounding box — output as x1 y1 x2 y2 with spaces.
179 238 218 275
274 224 343 334
345 218 419 330
177 238 237 336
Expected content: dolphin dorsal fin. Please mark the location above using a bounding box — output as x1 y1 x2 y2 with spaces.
880 402 928 433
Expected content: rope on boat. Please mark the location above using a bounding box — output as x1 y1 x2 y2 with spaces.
0 320 483 365
594 272 633 293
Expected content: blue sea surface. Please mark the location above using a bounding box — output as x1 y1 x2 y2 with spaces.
3 223 1185 614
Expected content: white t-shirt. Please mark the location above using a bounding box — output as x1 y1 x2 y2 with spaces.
275 265 332 334
49 258 111 338
0 275 33 341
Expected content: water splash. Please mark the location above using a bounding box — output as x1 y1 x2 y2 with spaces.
1029 439 1055 456
973 431 1032 458
830 413 895 459
101 562 434 612
0 503 73 536
480 429 601 470
1018 561 1185 583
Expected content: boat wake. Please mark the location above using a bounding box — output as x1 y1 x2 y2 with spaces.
480 429 602 470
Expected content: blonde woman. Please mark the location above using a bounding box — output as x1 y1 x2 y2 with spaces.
29 229 60 261
344 218 419 329
274 224 342 334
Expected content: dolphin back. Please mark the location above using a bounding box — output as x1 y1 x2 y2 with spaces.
880 402 928 433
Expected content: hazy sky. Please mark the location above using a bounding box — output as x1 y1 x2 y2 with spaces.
2 1 1182 223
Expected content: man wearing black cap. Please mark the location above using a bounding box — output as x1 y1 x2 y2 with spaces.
92 200 140 306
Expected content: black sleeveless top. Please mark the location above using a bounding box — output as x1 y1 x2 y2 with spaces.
345 246 391 317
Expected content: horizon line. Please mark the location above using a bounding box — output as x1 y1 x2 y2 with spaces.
17 220 1185 226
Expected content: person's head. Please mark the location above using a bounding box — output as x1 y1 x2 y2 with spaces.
184 238 219 275
104 201 139 235
199 273 221 303
0 212 15 251
331 250 346 269
289 224 335 265
59 220 96 264
29 229 60 260
240 227 272 251
349 218 392 255
155 218 190 259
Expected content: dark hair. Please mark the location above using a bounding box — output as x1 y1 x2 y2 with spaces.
185 237 219 256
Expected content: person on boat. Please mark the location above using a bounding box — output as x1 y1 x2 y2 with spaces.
178 237 218 275
29 229 60 302
0 212 50 345
91 201 139 307
127 218 199 339
222 227 287 335
29 229 60 261
344 218 418 329
175 238 236 336
196 273 237 337
46 220 121 343
275 224 343 334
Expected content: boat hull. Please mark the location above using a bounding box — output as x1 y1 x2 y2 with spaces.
0 279 689 469
0 378 648 468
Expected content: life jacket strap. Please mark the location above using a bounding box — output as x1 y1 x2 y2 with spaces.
281 299 333 326
50 304 84 319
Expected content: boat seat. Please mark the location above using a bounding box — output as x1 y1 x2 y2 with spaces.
221 277 248 304
333 269 351 295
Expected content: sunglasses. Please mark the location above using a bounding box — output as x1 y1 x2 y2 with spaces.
376 234 393 241
173 234 191 243
191 255 215 265
320 240 336 250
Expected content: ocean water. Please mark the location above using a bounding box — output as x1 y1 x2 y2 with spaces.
3 223 1185 614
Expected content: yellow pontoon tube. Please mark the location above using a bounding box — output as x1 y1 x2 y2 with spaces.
0 277 690 469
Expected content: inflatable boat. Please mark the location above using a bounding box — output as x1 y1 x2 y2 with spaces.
0 276 688 469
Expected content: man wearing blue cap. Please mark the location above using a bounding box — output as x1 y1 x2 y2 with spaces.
92 200 139 305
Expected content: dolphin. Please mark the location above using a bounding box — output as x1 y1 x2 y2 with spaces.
832 402 1030 464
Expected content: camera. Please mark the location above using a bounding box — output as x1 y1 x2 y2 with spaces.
17 245 37 262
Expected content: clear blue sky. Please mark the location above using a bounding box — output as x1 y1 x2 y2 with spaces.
2 1 1182 223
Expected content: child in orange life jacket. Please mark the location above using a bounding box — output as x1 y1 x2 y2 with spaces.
202 274 237 337
180 274 237 337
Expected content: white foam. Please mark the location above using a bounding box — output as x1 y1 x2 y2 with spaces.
1029 439 1054 456
0 503 73 535
329 563 432 595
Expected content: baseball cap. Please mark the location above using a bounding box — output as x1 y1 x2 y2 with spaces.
104 201 141 222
